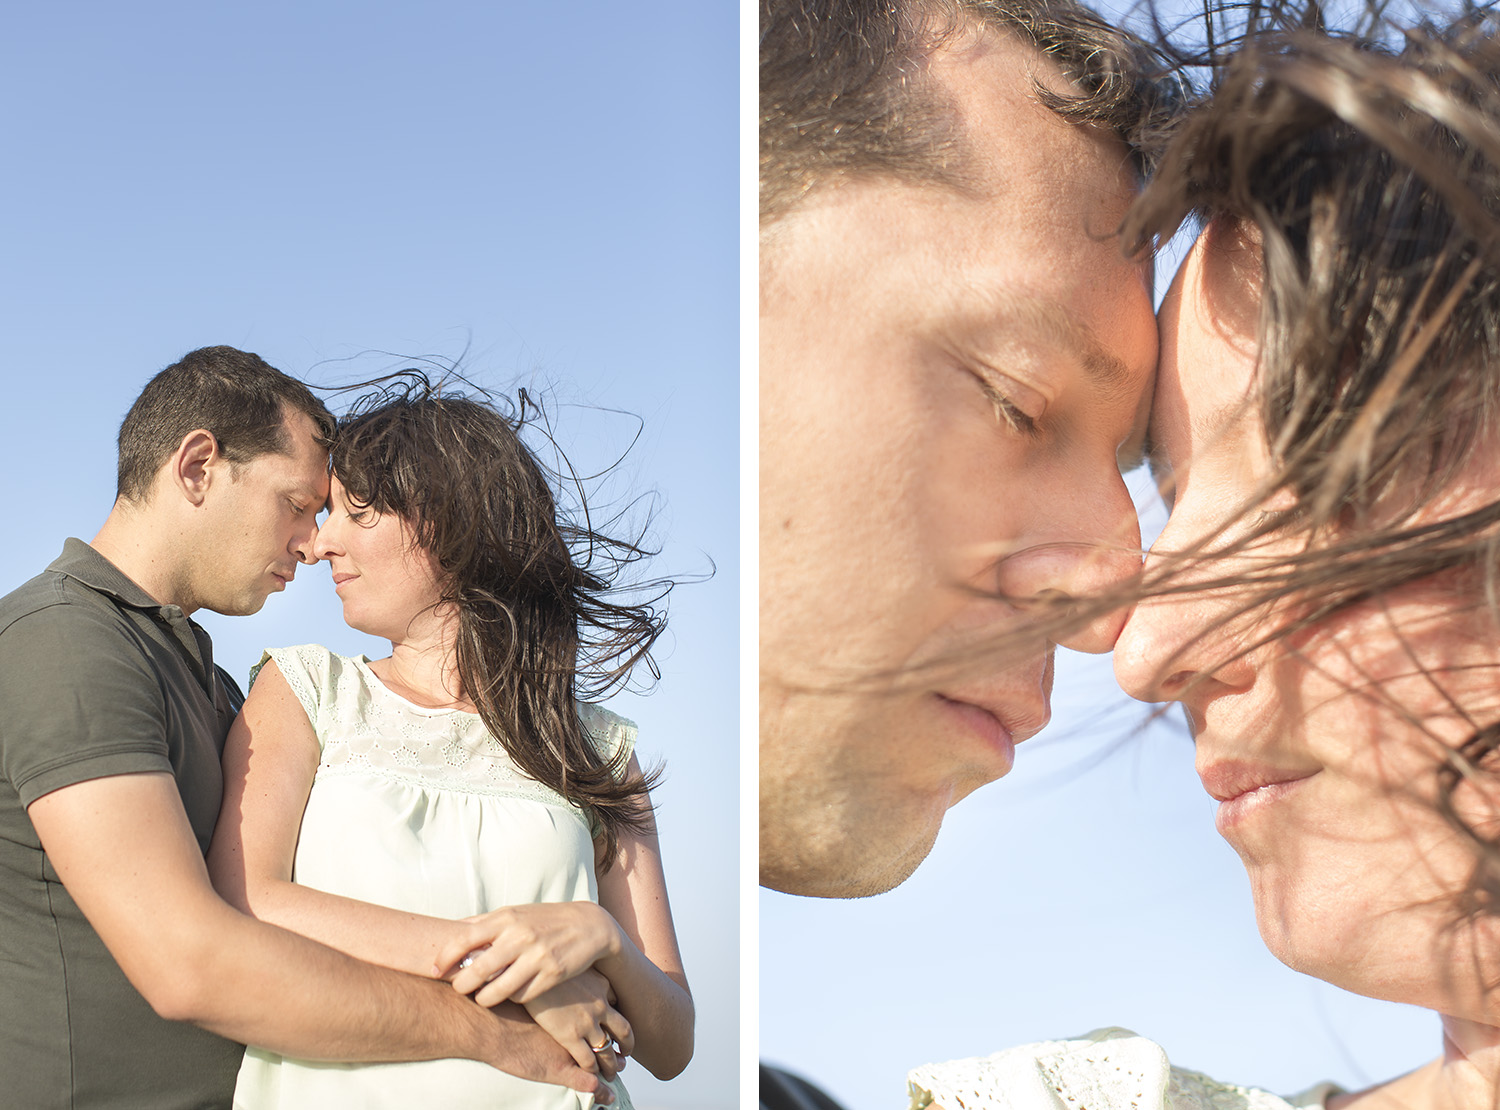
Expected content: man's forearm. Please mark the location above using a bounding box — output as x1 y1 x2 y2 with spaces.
28 773 607 1097
168 905 596 1093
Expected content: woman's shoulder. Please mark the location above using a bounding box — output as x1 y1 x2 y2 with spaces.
577 702 639 762
251 643 363 685
249 643 371 720
908 1029 1335 1110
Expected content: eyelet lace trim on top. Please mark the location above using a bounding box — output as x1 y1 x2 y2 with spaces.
253 644 636 814
908 1029 1337 1110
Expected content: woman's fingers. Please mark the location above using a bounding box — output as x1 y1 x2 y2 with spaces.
604 1011 635 1058
432 928 496 979
472 963 539 1009
450 938 531 997
521 970 628 1083
437 903 614 997
561 1034 600 1073
467 949 575 1006
504 963 570 1005
591 1040 623 1080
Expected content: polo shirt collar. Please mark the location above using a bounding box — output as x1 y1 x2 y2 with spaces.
49 538 184 617
49 538 218 692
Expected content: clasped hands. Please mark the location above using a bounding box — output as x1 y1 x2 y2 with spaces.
433 902 634 1078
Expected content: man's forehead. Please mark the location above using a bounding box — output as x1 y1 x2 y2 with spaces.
239 420 330 492
926 18 1084 98
923 20 1135 194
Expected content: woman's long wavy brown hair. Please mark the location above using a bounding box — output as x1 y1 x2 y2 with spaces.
331 373 671 862
1115 0 1500 916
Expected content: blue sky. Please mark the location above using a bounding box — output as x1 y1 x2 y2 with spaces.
0 5 735 1109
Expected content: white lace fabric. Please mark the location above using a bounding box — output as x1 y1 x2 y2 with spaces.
231 644 638 1110
908 1028 1337 1110
262 643 634 815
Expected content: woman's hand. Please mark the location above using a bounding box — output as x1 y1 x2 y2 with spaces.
435 901 623 1007
522 968 636 1078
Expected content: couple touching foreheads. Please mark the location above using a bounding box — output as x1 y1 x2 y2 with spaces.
0 348 693 1108
762 0 1500 1107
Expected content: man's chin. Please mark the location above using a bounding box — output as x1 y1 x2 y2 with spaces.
760 812 942 899
206 594 271 618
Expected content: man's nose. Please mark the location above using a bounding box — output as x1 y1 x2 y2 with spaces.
310 523 333 562
293 520 320 565
993 543 1144 654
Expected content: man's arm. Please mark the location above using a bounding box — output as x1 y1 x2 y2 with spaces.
27 772 611 1102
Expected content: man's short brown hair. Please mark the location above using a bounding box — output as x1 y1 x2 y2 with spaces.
116 345 336 502
760 0 1178 221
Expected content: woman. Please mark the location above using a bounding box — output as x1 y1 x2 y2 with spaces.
207 381 693 1108
912 3 1500 1107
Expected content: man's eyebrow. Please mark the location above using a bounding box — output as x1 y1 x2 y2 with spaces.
290 479 327 503
983 291 1137 403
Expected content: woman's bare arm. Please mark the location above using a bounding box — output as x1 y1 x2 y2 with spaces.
206 659 468 975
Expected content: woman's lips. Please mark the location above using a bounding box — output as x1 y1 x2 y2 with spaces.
1200 760 1318 833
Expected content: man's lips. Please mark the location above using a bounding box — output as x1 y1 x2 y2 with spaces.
936 695 1016 767
934 689 1049 769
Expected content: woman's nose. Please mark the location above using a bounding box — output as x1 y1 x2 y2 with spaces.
312 519 340 561
1114 580 1254 704
1114 590 1189 702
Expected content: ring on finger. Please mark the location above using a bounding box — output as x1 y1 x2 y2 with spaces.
590 1037 613 1054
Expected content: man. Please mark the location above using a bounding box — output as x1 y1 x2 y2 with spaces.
760 0 1171 898
0 346 617 1108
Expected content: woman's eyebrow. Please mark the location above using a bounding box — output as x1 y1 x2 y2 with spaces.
1192 397 1256 448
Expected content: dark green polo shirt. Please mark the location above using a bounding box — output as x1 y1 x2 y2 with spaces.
0 539 247 1109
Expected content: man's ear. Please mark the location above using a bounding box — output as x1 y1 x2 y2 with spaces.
168 429 221 506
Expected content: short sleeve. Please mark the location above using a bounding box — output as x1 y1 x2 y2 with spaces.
578 703 638 768
0 606 170 806
252 644 338 747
